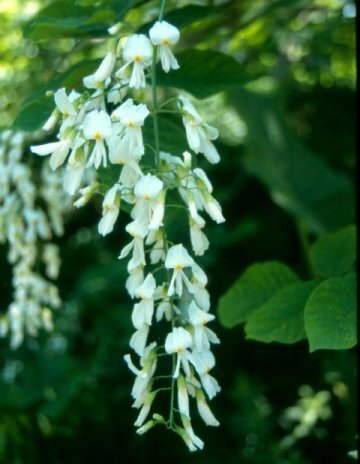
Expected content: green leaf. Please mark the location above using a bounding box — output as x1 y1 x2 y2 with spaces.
12 60 100 131
157 49 251 99
245 280 319 344
229 88 355 234
138 5 216 34
304 274 357 351
310 225 356 277
217 261 300 328
24 0 132 39
143 116 188 156
12 96 54 132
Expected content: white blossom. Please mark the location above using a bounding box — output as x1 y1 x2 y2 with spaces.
165 244 194 297
179 95 220 164
83 110 112 168
98 184 121 236
196 388 219 426
188 301 219 351
110 99 149 160
165 327 193 378
83 52 116 89
118 34 153 89
149 21 180 72
31 138 72 171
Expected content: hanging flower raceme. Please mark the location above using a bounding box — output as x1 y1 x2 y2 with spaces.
0 130 71 349
27 13 224 451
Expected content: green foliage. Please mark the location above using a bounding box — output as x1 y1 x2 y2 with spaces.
218 225 357 352
304 274 357 352
245 280 319 344
157 49 251 99
138 5 216 33
310 225 356 277
12 60 100 131
229 89 355 235
12 96 55 132
218 261 299 328
24 0 133 39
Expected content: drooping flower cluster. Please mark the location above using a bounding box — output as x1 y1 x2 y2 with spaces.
0 130 71 348
30 16 224 450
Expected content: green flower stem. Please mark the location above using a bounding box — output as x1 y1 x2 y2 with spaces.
159 0 167 21
149 0 177 430
296 220 314 278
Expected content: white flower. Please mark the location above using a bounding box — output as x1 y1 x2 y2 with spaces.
179 95 220 164
83 52 116 89
111 99 149 159
196 388 219 426
188 301 219 351
165 244 194 297
83 110 112 168
180 415 204 451
192 279 210 312
41 88 80 133
130 324 149 356
177 374 190 418
187 191 206 227
165 327 193 378
145 230 166 264
134 391 156 427
190 221 209 256
132 174 164 233
124 342 157 400
193 167 213 193
120 217 148 271
149 20 180 73
202 191 225 224
191 350 221 399
134 174 163 201
73 183 99 208
126 266 144 298
55 87 78 116
98 184 121 236
148 189 165 230
155 300 172 322
118 34 153 89
131 273 156 328
63 143 87 195
191 261 208 287
30 138 71 171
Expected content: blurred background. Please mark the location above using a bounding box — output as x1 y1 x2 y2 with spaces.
0 0 356 463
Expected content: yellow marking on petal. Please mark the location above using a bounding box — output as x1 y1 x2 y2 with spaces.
94 132 103 141
175 264 183 270
162 38 169 45
134 55 141 62
128 120 135 128
144 194 151 200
